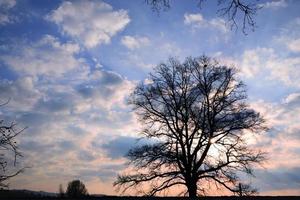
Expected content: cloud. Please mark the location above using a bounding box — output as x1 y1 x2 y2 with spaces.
245 93 300 195
20 140 53 153
239 47 300 87
121 35 150 50
275 17 300 53
1 35 81 78
0 31 137 192
3 68 136 190
184 13 228 33
77 150 96 162
47 0 130 48
35 92 76 114
260 0 288 9
250 93 300 170
0 0 16 8
77 164 125 182
284 93 300 105
75 69 134 109
286 38 300 52
255 167 300 192
239 47 274 78
99 136 138 159
0 0 16 25
231 17 300 88
98 164 125 182
184 13 204 25
116 39 181 72
0 77 40 111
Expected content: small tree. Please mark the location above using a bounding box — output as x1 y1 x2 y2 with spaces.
0 99 25 188
115 56 266 197
58 184 65 198
66 180 88 198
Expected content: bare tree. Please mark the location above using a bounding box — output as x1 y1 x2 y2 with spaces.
0 99 25 188
114 56 266 197
145 0 260 34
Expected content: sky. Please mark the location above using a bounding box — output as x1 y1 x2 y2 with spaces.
0 0 300 196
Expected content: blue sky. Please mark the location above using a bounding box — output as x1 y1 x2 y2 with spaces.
0 0 300 195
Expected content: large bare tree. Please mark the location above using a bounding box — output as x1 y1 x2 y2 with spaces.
115 56 266 197
0 100 25 188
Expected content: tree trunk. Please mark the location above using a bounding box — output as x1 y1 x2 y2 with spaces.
187 180 197 198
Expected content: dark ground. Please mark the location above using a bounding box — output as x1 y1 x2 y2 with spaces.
1 190 299 200
1 197 300 200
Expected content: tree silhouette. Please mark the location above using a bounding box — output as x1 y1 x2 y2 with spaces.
0 99 25 188
66 180 88 198
145 0 260 33
58 183 65 198
115 56 266 197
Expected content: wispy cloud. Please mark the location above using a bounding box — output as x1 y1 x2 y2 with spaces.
259 0 288 9
184 13 228 33
0 0 17 25
275 17 300 53
121 35 150 50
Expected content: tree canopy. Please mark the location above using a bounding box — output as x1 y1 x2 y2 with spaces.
66 179 88 198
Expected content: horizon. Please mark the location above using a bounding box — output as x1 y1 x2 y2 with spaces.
1 0 300 196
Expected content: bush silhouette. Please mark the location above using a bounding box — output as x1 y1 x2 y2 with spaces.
66 180 88 198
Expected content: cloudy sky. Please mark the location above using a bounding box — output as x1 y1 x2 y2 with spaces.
0 0 300 196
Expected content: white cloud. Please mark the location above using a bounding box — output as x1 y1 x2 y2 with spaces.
121 36 150 50
184 13 228 33
234 17 300 87
286 38 300 52
208 18 228 33
0 0 16 25
0 76 40 111
1 35 82 77
47 0 130 48
260 0 287 9
76 69 135 109
184 13 204 25
159 42 181 56
284 93 300 104
239 47 275 78
239 47 300 87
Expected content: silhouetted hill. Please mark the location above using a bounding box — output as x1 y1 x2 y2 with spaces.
0 189 57 198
